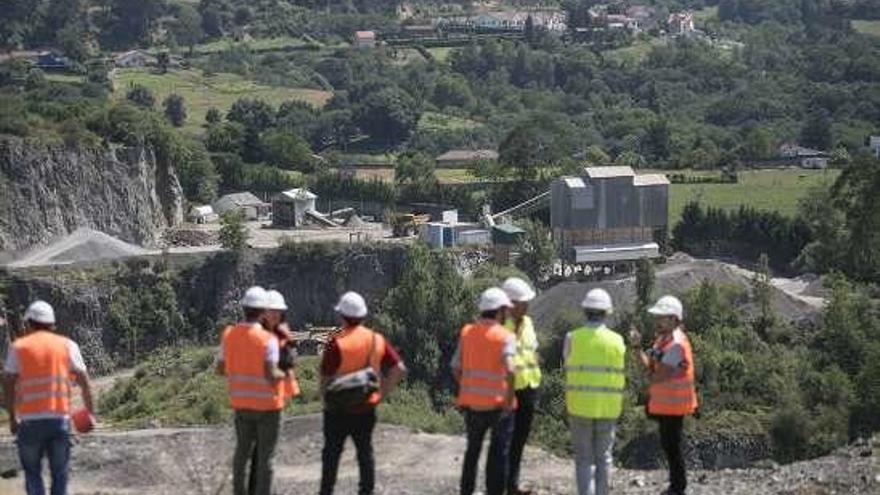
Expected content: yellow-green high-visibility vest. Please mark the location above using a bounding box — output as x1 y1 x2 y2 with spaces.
565 325 626 419
505 316 542 390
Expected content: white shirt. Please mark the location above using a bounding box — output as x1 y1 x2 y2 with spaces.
4 339 87 375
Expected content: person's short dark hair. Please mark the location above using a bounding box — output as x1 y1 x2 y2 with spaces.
480 309 500 320
244 307 264 321
343 316 364 327
27 320 53 331
584 309 607 320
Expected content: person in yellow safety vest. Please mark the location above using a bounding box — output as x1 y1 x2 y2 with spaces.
216 286 289 495
453 287 517 495
501 277 541 495
630 295 698 495
3 300 95 495
564 288 625 495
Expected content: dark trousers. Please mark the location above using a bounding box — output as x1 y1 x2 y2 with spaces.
658 415 687 495
320 409 377 495
460 409 514 495
508 388 537 492
233 410 281 495
16 418 70 495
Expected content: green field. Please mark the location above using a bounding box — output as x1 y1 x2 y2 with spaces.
45 73 84 84
418 111 483 131
605 38 665 65
190 36 310 55
853 20 880 37
694 5 719 23
668 169 838 225
426 47 456 63
436 168 479 184
113 68 332 135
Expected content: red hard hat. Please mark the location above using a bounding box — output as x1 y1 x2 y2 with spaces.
72 409 95 434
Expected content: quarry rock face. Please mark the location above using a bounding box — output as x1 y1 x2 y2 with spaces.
0 138 183 252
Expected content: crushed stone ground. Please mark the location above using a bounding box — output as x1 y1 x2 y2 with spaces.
0 415 876 495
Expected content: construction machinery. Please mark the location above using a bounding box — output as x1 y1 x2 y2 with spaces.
481 191 550 228
389 213 431 237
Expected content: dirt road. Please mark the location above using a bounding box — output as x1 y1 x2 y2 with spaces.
0 415 876 495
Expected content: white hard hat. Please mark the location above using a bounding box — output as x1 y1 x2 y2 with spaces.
265 290 288 311
581 288 613 313
335 291 368 318
502 277 536 302
25 300 56 325
648 295 684 320
478 287 513 312
241 286 269 309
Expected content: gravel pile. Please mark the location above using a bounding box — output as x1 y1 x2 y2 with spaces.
6 228 147 267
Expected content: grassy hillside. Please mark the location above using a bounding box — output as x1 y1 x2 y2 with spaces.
669 169 838 225
112 68 332 136
99 346 463 434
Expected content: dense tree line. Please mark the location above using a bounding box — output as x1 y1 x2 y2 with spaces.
672 202 811 271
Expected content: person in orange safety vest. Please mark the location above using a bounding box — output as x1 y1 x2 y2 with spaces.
319 291 407 495
3 300 94 495
630 295 698 495
216 286 289 495
453 287 517 495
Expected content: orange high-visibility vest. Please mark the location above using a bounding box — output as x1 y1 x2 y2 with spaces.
456 322 511 409
334 325 386 406
223 323 285 411
13 331 73 419
278 337 301 399
648 328 698 416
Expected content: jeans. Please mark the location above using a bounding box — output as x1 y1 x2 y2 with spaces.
16 418 71 495
658 415 686 495
508 388 537 492
460 409 514 495
233 409 281 495
320 409 377 495
569 417 616 495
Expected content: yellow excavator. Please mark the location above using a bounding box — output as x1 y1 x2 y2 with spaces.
389 213 430 237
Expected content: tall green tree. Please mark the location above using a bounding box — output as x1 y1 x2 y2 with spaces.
800 110 833 151
219 210 248 252
163 94 187 127
126 85 156 109
355 87 421 146
173 5 204 55
750 253 776 339
515 219 557 283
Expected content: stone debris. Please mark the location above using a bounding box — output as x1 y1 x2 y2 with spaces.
5 228 147 267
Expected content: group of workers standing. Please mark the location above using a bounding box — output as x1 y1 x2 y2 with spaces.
2 276 697 495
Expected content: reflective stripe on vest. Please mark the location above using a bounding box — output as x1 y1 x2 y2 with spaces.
13 331 73 419
506 316 542 390
333 325 386 407
223 323 285 411
457 322 511 409
647 328 698 416
564 325 626 420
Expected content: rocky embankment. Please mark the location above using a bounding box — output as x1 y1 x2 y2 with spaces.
0 416 876 495
0 137 183 252
1 246 406 374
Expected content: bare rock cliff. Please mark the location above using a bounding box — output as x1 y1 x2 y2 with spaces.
0 137 183 251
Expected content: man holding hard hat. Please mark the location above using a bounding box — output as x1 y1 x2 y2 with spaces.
3 300 95 495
